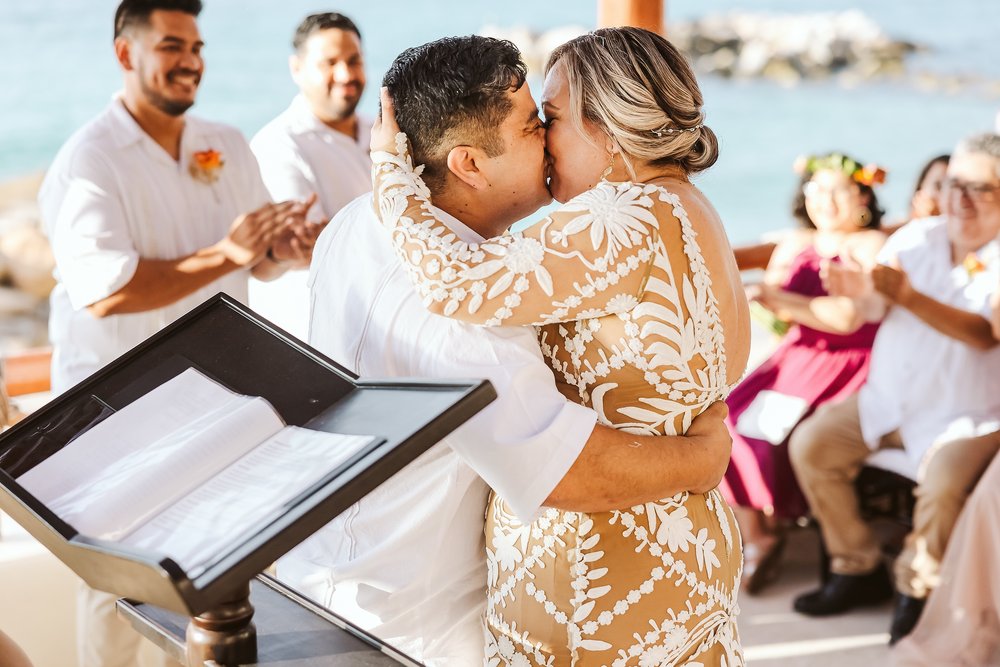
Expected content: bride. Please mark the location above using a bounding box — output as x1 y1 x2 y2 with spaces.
372 28 749 666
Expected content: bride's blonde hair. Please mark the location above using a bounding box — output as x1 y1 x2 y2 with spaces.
545 27 719 179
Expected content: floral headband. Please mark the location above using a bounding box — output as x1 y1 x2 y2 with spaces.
793 153 887 187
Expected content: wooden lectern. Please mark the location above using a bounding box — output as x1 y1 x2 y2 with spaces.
0 294 496 666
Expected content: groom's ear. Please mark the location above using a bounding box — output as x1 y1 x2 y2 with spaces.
114 37 135 72
446 146 490 190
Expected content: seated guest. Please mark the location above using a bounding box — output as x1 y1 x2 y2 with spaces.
908 154 951 221
722 153 887 593
789 133 1000 646
892 240 1000 665
882 154 951 234
735 154 949 271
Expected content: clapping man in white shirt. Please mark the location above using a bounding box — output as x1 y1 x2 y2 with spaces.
249 12 372 339
38 1 314 665
791 133 1000 645
279 36 734 666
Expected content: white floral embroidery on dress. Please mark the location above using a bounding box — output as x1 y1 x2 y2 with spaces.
373 136 743 666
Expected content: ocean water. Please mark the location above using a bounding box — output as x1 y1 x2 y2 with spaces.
2 0 999 242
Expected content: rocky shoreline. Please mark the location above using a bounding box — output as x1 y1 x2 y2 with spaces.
484 10 998 94
670 10 919 85
0 172 52 352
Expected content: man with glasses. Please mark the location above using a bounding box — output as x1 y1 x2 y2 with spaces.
788 133 1000 645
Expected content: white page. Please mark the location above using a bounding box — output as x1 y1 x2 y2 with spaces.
18 368 284 539
121 426 378 574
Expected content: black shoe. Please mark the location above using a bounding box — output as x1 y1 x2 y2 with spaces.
888 594 926 645
793 564 894 616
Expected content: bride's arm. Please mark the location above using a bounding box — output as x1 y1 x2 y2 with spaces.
371 96 659 327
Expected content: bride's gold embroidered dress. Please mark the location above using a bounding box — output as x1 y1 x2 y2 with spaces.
371 137 744 667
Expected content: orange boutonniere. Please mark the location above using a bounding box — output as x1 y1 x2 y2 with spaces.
189 149 224 184
962 252 987 277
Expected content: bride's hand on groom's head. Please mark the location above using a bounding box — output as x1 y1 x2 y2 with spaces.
371 87 403 155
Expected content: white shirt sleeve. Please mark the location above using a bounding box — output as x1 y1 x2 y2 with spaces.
876 216 936 266
44 145 139 311
250 132 329 223
228 132 274 212
439 325 597 523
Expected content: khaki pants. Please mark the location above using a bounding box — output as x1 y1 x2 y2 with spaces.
77 583 177 667
789 394 1000 598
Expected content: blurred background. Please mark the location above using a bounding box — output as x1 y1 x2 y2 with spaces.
0 0 998 346
2 3 998 664
3 1 999 228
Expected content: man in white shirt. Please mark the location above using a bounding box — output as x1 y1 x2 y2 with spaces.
790 133 1000 643
39 1 312 665
249 12 372 339
280 36 734 665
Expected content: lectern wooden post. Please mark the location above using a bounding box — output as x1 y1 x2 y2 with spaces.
0 294 495 666
185 582 256 666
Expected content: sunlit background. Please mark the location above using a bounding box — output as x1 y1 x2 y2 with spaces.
2 0 999 243
2 3 999 664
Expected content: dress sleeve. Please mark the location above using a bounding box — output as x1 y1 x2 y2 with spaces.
371 133 661 326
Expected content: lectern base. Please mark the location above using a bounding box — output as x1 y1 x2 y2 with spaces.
117 575 420 665
184 582 256 667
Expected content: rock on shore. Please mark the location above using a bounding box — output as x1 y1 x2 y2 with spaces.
670 10 919 85
482 10 923 87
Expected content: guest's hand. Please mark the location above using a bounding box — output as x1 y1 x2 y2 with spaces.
821 254 872 299
745 282 778 311
371 87 405 156
686 401 732 495
268 194 322 268
218 201 306 266
871 263 914 306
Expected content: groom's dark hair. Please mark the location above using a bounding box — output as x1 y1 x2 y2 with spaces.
293 12 361 51
114 0 202 39
382 36 528 191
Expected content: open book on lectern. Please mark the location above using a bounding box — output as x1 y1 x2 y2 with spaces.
17 367 382 576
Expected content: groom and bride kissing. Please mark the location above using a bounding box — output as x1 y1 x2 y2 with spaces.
283 27 750 667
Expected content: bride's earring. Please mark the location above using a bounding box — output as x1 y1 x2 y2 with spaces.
601 150 616 181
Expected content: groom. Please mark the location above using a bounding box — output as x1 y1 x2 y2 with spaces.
278 36 734 665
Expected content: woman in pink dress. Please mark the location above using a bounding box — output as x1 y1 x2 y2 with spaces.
721 153 888 592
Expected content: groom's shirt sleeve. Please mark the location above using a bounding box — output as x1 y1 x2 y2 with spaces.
437 324 597 523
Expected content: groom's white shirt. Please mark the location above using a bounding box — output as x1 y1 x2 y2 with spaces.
277 195 596 665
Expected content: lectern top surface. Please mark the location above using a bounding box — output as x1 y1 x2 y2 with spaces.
0 294 495 615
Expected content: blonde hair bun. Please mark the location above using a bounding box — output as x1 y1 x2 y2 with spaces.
546 27 719 176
